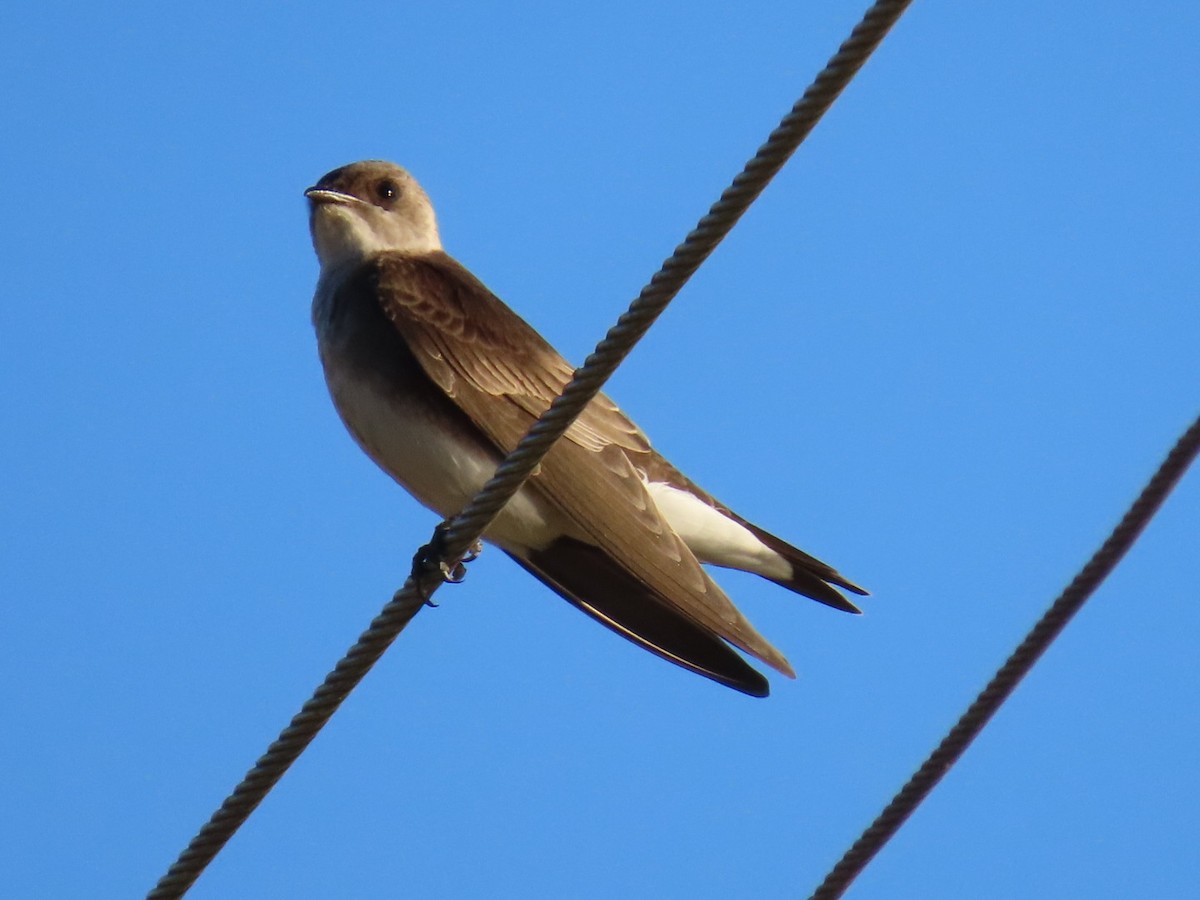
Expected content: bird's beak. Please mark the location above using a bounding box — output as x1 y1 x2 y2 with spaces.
304 187 356 205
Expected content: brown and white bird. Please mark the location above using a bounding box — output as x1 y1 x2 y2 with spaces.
306 160 865 697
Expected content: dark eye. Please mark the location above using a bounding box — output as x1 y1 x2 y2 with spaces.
376 179 400 202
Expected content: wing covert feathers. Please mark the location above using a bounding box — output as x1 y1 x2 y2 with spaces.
357 251 874 689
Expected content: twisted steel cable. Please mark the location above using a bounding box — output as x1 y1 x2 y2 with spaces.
809 413 1200 899
147 2 913 896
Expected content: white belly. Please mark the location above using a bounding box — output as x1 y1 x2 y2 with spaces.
324 363 567 551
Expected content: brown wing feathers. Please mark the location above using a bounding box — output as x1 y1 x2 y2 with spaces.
368 252 796 682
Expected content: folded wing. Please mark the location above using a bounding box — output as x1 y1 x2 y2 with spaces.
366 252 794 684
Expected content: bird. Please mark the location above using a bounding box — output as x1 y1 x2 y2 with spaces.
305 159 866 697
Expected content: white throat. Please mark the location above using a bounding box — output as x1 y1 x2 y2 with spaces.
310 199 442 273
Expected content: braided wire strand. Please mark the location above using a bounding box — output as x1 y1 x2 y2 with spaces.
437 0 913 564
810 413 1200 900
147 3 913 896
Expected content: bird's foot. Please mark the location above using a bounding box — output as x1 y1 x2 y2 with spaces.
411 525 484 606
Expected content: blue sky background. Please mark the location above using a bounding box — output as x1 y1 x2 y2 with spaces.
3 2 1198 897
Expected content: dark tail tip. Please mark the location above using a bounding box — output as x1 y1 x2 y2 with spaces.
771 568 866 614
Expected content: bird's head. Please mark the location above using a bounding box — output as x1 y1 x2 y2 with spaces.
305 160 442 270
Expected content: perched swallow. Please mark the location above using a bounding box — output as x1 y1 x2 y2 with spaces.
306 160 866 697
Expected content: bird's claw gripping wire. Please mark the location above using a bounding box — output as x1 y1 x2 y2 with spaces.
411 524 484 605
441 538 483 583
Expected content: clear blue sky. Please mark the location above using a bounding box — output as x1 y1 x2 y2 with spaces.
3 2 1198 897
